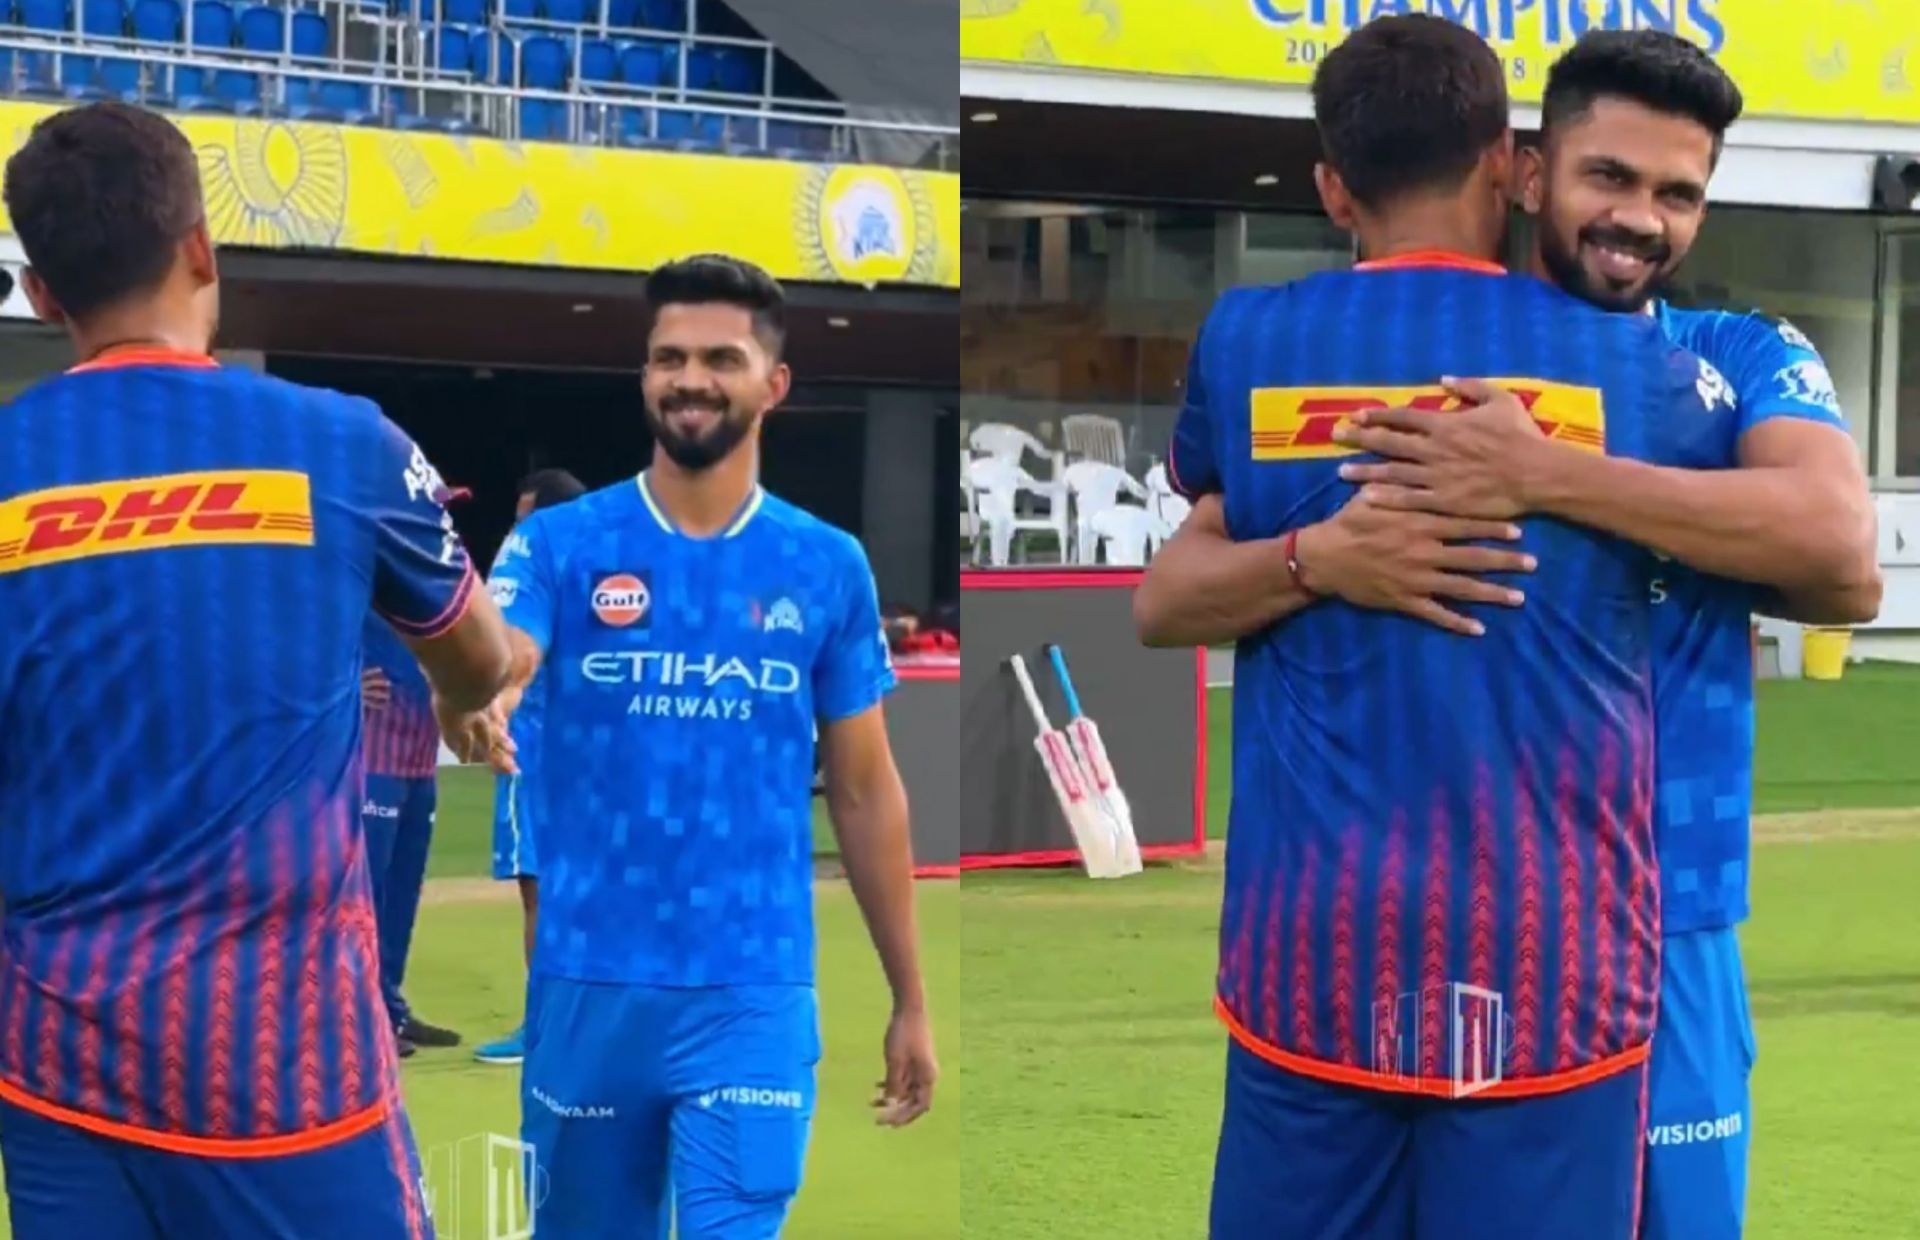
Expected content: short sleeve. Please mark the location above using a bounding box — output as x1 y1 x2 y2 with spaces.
490 513 558 654
1165 316 1221 500
814 538 897 723
365 412 476 638
1655 343 1740 470
1723 315 1848 435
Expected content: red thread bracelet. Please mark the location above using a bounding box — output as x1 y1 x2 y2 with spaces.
1283 528 1316 596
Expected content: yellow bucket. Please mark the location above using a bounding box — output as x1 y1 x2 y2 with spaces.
1802 627 1852 681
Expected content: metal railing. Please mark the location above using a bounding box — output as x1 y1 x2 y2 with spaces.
0 5 957 167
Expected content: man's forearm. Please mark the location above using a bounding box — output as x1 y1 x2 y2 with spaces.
1526 450 1874 592
829 772 926 1012
1757 579 1883 626
1134 523 1316 647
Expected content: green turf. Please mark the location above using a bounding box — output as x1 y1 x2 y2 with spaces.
965 657 1920 1239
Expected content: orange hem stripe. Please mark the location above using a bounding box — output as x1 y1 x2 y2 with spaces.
1354 250 1507 275
1214 996 1648 1100
0 1074 389 1158
68 346 219 374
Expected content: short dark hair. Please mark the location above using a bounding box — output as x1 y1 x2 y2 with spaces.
517 468 586 511
1542 31 1744 160
1312 15 1509 208
3 102 205 320
644 253 786 360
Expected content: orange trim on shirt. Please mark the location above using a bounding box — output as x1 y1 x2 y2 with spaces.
0 1073 390 1157
1354 250 1507 275
1214 996 1649 1100
67 346 219 374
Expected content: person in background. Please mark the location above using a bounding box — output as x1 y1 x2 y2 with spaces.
361 485 478 1059
474 467 588 1067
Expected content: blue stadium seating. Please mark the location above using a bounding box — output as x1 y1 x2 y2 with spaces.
433 23 470 74
238 5 283 52
637 0 681 30
710 45 756 93
290 7 324 54
544 0 588 24
440 0 482 26
519 95 563 140
131 0 181 42
605 0 639 28
656 105 720 145
82 0 124 37
499 0 536 20
578 37 615 84
520 33 564 90
617 38 672 87
468 29 514 83
316 74 370 120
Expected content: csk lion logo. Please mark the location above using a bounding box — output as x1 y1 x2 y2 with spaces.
795 165 940 287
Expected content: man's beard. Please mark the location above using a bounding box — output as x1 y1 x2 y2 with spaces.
648 395 755 472
1539 220 1674 313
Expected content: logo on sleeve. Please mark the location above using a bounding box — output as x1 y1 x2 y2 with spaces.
1695 360 1736 413
1776 319 1815 352
489 576 519 608
591 572 651 628
1773 360 1841 416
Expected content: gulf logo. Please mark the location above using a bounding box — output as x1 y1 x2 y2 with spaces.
592 573 650 627
1249 379 1607 461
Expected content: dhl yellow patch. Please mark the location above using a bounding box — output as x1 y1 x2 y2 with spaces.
0 469 314 574
1250 379 1607 461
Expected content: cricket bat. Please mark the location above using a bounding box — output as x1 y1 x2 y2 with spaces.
1007 654 1129 879
1045 643 1145 874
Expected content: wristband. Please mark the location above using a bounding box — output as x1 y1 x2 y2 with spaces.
1283 528 1317 597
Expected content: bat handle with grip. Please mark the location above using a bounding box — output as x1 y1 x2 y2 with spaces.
1007 655 1052 731
1044 644 1085 720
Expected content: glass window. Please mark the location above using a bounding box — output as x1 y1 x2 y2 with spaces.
959 201 1346 568
1887 231 1920 481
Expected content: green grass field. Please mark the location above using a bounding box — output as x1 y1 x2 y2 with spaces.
962 661 1920 1239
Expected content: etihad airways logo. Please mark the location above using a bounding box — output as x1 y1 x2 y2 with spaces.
582 650 801 722
1250 380 1606 461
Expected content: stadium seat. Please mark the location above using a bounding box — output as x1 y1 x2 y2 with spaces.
683 44 714 90
636 0 680 30
709 46 759 95
189 0 233 45
518 96 565 141
99 55 143 97
440 0 482 26
604 0 638 27
290 8 325 56
468 30 516 84
82 0 126 36
617 104 653 145
433 24 471 74
131 0 180 42
520 33 565 91
544 0 588 23
617 38 672 87
20 0 71 31
62 54 106 99
500 0 537 20
18 49 59 94
578 37 615 84
317 76 372 121
655 106 723 146
238 4 284 52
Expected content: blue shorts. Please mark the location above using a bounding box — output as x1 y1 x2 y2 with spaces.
1640 926 1754 1240
0 1099 429 1239
491 770 539 880
521 977 819 1239
1211 1039 1649 1239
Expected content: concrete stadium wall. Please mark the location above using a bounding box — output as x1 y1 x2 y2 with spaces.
960 571 1205 867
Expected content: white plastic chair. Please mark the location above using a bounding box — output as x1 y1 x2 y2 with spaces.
968 456 1069 566
1089 505 1170 567
1144 462 1192 551
1063 460 1149 565
959 449 979 550
1061 413 1127 468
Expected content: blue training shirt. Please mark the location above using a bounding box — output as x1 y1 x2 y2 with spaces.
1649 304 1850 934
490 472 895 987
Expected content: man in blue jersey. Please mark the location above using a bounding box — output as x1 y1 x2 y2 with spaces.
474 467 587 1067
1327 34 1880 1240
445 254 937 1238
1138 29 1880 1240
361 481 474 1061
0 101 512 1238
1138 17 1747 1238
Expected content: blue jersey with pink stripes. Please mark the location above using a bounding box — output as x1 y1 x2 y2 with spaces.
491 473 895 987
1171 260 1739 1096
360 615 440 778
0 350 475 1150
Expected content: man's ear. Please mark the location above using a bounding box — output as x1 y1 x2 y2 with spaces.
1313 162 1358 232
182 219 218 288
1516 144 1547 216
20 268 65 326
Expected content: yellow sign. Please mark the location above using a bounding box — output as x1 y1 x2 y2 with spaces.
961 0 1919 125
0 469 315 575
1250 380 1605 460
0 103 960 288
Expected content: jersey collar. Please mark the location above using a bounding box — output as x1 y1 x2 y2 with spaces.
67 345 218 374
1353 250 1506 275
635 470 763 540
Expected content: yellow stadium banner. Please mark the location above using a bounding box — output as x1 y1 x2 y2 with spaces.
961 0 1920 125
0 101 960 288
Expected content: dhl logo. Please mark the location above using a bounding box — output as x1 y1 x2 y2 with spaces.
1250 380 1607 461
0 469 314 575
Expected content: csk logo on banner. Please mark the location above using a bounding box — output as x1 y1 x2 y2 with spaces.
961 0 1920 126
0 469 315 574
795 165 945 287
1250 379 1606 460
